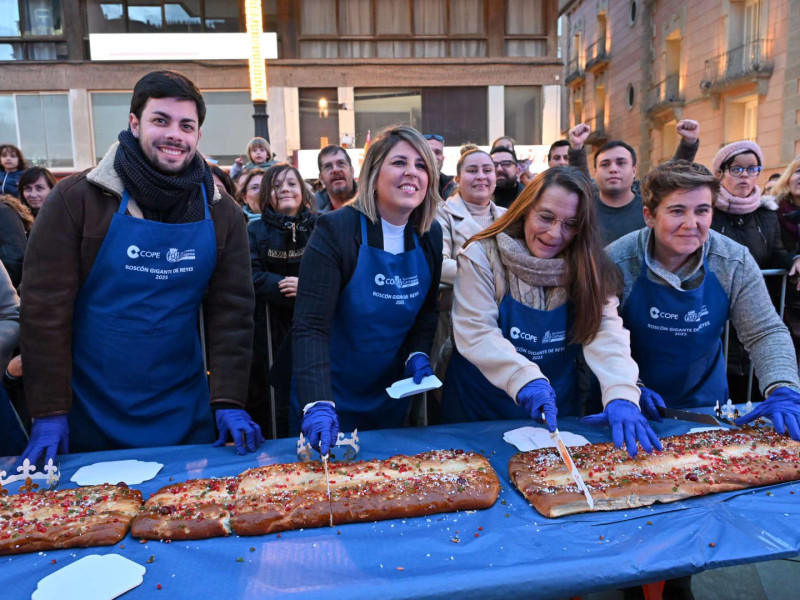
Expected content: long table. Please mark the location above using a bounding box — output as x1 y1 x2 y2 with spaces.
2 417 799 599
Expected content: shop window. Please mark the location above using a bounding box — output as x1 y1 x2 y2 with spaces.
0 93 73 168
299 88 340 150
504 86 542 145
352 87 487 147
354 88 422 147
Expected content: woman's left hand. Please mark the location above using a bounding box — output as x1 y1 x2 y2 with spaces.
581 399 663 458
735 387 800 440
279 276 299 297
404 353 434 384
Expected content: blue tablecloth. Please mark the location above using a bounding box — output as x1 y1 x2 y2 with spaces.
2 417 799 599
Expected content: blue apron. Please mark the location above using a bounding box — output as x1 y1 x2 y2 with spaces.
69 188 217 452
442 294 581 422
291 214 431 432
621 258 729 408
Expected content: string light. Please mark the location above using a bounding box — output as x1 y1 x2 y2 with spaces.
245 0 267 102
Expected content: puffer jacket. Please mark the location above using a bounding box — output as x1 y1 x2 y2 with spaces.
711 199 795 270
711 197 796 375
0 169 23 197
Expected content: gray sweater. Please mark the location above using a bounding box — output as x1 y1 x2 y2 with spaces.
606 228 800 396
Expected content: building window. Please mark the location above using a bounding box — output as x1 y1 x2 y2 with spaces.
353 87 488 147
626 83 635 110
90 90 253 165
86 0 242 34
505 0 548 57
354 88 422 146
504 86 542 145
299 0 488 59
628 1 638 26
0 0 66 60
571 88 583 127
0 0 62 36
660 119 678 162
299 88 340 150
0 93 73 168
723 94 758 145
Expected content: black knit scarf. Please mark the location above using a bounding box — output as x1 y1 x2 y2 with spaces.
114 128 213 223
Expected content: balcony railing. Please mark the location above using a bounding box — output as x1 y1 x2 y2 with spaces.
584 36 608 72
565 55 585 86
700 39 773 91
646 74 684 113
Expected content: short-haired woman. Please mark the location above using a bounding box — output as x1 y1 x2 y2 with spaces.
607 160 800 439
443 166 660 457
292 126 443 455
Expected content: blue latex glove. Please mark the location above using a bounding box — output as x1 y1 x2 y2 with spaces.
301 403 340 456
638 386 666 422
212 409 265 455
404 353 434 384
19 415 69 468
516 379 558 433
581 399 663 458
735 387 800 440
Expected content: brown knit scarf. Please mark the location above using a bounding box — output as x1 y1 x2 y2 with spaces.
495 226 569 310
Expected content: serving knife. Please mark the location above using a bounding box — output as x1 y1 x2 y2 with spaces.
550 427 594 509
656 406 724 426
321 454 334 527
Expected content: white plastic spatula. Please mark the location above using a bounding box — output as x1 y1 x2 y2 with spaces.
33 554 146 600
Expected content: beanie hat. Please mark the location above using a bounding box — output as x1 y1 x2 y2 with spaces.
712 141 763 175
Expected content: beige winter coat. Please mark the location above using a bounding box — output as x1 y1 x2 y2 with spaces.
436 194 506 286
452 237 641 407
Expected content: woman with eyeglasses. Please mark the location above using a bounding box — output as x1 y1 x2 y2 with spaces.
442 167 660 458
237 168 266 222
607 161 800 440
710 142 800 393
711 141 800 272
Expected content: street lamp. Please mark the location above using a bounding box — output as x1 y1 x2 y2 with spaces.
245 0 268 141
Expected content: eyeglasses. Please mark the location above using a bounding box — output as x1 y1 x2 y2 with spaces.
494 160 516 169
322 160 350 172
247 184 261 192
725 165 762 177
532 210 579 235
424 134 444 142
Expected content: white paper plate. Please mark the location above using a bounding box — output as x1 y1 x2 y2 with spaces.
504 426 590 452
33 554 146 600
70 459 163 486
386 375 442 399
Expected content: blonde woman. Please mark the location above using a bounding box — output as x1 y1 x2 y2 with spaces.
292 126 443 454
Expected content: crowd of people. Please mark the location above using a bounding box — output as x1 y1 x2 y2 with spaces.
2 69 800 475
